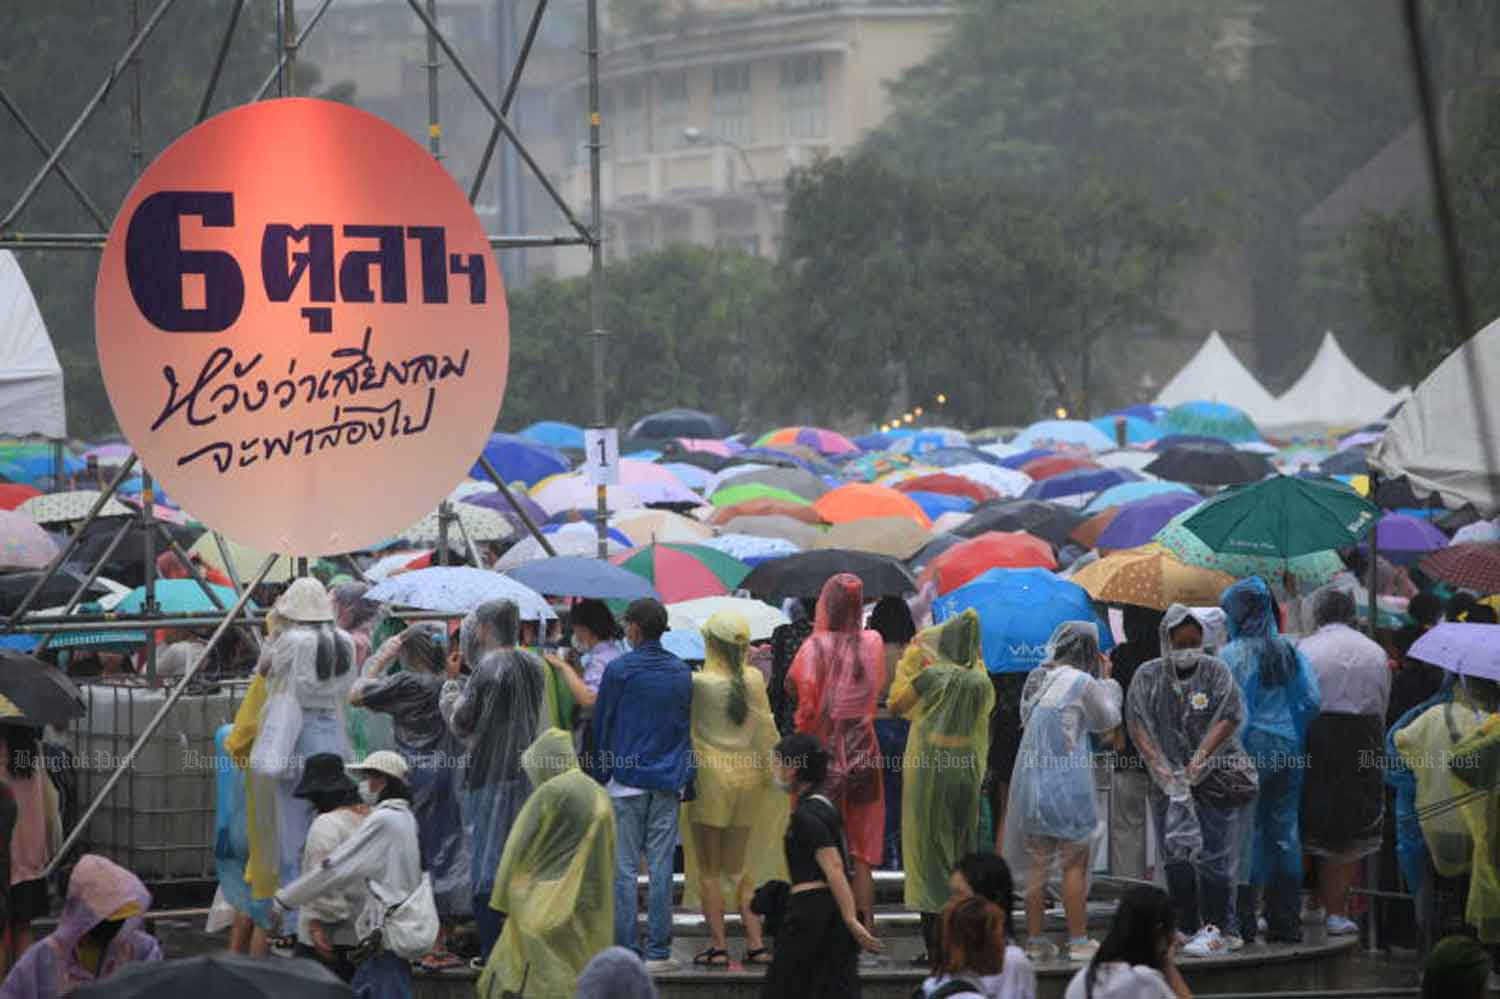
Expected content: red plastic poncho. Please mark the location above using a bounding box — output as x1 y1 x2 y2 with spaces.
789 573 886 865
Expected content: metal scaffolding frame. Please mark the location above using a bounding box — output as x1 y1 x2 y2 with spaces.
0 0 609 879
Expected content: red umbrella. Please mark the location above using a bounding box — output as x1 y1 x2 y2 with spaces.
919 531 1058 593
893 473 999 505
0 484 41 511
1022 455 1100 481
1420 543 1500 595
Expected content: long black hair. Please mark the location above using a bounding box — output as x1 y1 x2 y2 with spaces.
0 724 42 779
1087 886 1176 998
953 852 1016 941
313 623 352 681
378 776 412 803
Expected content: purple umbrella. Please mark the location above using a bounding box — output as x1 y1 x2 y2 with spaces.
462 489 548 530
1409 622 1500 680
1096 493 1202 550
1024 467 1142 502
996 448 1055 470
1372 513 1449 559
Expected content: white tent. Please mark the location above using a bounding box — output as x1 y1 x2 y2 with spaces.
1153 330 1279 423
0 251 65 438
1371 315 1500 515
1265 331 1401 429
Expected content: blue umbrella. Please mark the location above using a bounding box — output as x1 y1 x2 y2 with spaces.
996 448 1056 470
1084 480 1198 513
1162 402 1261 444
904 491 976 521
367 566 555 618
735 448 838 477
13 454 84 479
0 462 33 484
660 462 714 493
544 522 635 549
1095 493 1202 550
115 580 242 614
519 421 586 450
661 629 706 663
1013 419 1116 452
1408 622 1500 680
506 556 660 600
934 567 1112 674
1107 404 1166 423
853 432 895 452
1024 468 1142 502
470 433 570 487
1089 416 1160 446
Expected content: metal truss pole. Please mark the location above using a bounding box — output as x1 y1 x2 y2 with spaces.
587 0 608 560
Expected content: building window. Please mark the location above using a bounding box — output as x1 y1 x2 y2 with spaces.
711 64 753 146
614 80 646 159
716 233 762 257
654 70 690 152
781 54 826 140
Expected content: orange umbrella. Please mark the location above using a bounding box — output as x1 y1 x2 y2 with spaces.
1071 507 1122 549
1070 543 1237 611
918 531 1057 593
813 483 932 528
893 473 1000 505
710 498 826 526
1022 454 1100 480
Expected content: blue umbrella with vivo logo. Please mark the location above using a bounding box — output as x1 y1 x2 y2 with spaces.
933 567 1112 674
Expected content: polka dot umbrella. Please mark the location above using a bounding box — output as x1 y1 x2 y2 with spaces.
1070 543 1238 611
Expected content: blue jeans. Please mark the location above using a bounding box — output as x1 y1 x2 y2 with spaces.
613 789 679 960
352 950 413 999
874 718 909 870
473 894 504 964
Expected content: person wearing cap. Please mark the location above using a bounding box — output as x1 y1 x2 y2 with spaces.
250 578 358 909
289 753 370 981
680 611 785 969
278 750 421 999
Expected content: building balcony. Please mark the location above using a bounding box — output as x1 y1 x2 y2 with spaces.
563 141 829 214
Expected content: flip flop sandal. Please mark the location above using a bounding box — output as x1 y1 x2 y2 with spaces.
744 947 772 966
692 947 730 968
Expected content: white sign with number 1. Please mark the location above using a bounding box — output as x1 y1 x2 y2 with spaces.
583 427 620 486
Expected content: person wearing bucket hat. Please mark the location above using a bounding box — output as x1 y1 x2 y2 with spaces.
287 753 368 981
680 611 785 969
248 576 356 928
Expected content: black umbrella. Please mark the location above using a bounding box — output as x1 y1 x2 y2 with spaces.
907 532 966 569
1145 444 1272 487
1372 475 1450 512
0 569 113 617
75 954 351 999
657 449 729 472
740 549 916 602
0 652 85 726
953 499 1085 548
70 516 203 589
629 408 730 440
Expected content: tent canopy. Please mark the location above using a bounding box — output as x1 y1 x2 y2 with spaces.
1265 331 1402 430
0 251 64 439
1372 315 1500 516
1153 331 1278 424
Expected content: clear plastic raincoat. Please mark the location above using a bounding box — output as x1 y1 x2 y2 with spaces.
681 613 788 911
1220 578 1320 886
890 610 994 913
478 729 615 999
1003 621 1121 887
441 600 549 901
1125 605 1250 863
332 582 397 757
789 574 886 866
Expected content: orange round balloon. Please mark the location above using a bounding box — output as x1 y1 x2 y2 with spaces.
95 99 508 556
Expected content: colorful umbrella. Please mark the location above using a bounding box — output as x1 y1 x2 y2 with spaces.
11 454 83 480
1021 454 1100 481
1071 544 1238 611
727 467 830 502
1420 543 1500 595
402 504 515 544
955 499 1085 547
613 543 751 604
1162 401 1261 444
840 452 917 483
0 510 59 571
546 521 635 549
1012 419 1116 452
904 491 976 522
740 549 916 602
519 421 586 450
115 579 242 613
887 429 969 456
813 517 933 560
920 531 1057 593
755 426 858 457
717 515 822 549
710 498 826 526
0 484 41 510
1084 480 1197 514
700 533 804 565
934 568 1112 674
81 443 133 466
461 488 550 530
813 483 932 528
1408 622 1500 679
1090 415 1160 446
893 473 1000 505
367 566 554 618
996 448 1056 470
531 474 644 517
1094 493 1202 551
1181 476 1378 559
611 509 715 546
470 433 570 487
660 462 715 493
939 463 1032 498
673 438 736 457
1146 443 1272 487
1153 508 1344 590
734 447 837 476
614 459 699 505
667 596 789 642
710 482 812 509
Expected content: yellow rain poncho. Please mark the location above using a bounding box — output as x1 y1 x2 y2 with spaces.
1395 691 1486 879
889 609 994 914
1449 711 1500 942
225 673 279 900
479 729 615 999
681 612 788 910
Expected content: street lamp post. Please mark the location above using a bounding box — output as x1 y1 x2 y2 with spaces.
682 126 778 249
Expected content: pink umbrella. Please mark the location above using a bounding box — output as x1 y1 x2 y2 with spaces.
82 444 133 466
616 460 699 505
0 510 59 570
756 426 859 457
675 438 734 457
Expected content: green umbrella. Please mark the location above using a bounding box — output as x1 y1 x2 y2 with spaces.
1155 508 1345 590
612 543 751 604
1180 475 1378 558
709 482 812 508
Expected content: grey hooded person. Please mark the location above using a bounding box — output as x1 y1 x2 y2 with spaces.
575 945 659 999
1125 604 1254 956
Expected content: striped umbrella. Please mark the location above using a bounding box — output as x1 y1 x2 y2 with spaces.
613 543 752 604
755 426 859 457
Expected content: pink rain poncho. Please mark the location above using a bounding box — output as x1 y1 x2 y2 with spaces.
789 574 885 866
0 854 160 999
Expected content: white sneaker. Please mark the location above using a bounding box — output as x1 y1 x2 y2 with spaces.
1326 915 1359 937
644 958 681 974
1301 906 1326 925
1066 938 1100 962
1180 925 1228 958
1024 939 1058 964
1223 934 1245 952
1257 916 1268 935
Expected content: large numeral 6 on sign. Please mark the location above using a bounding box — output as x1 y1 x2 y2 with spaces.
95 99 509 556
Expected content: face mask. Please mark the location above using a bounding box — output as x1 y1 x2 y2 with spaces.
358 780 380 806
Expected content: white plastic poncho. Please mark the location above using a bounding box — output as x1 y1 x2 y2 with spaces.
1003 621 1122 885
